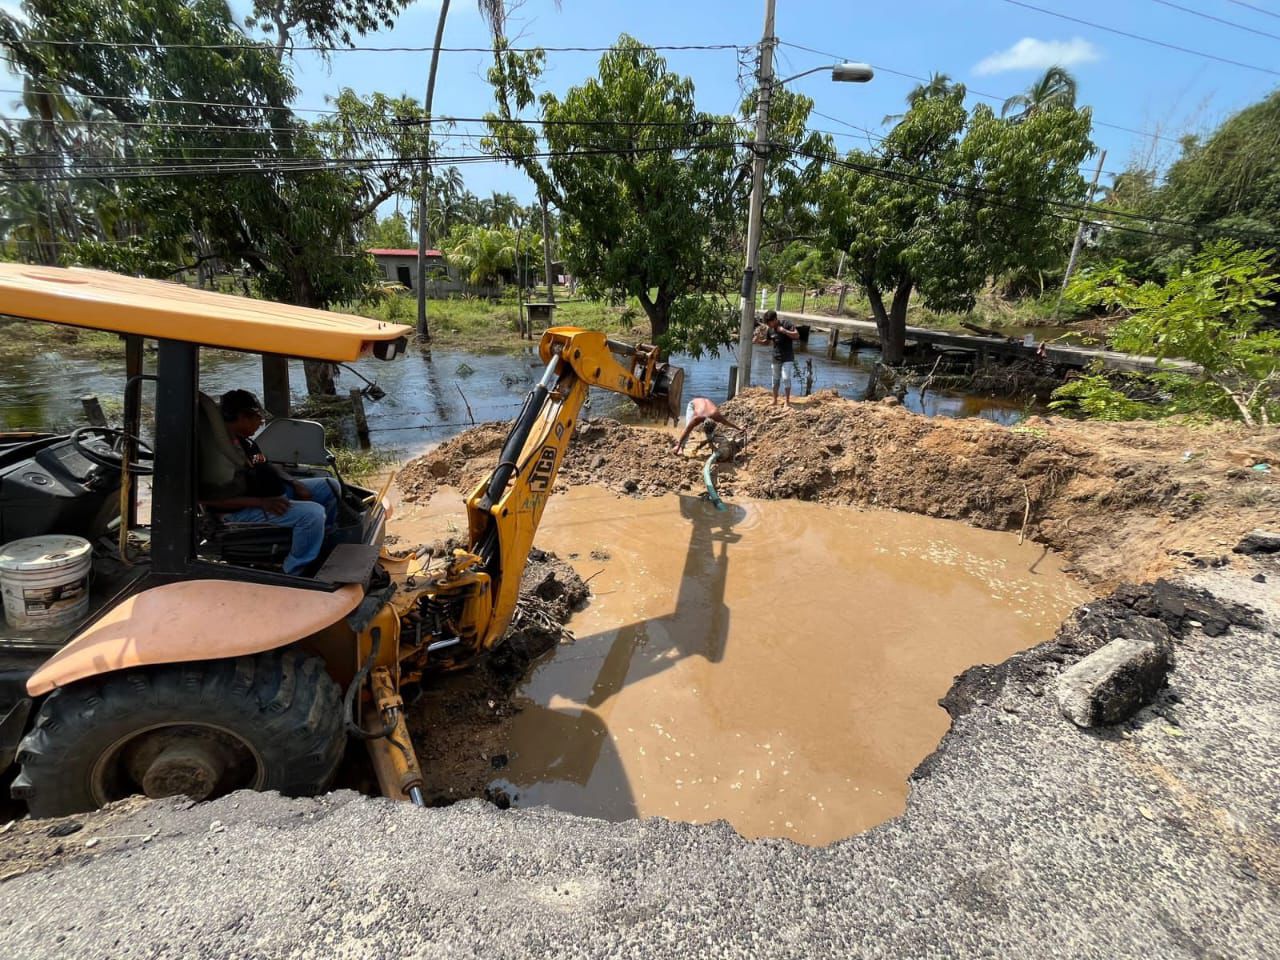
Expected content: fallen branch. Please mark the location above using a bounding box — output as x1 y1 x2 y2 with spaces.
455 384 476 426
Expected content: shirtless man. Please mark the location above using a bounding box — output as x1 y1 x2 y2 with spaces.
673 396 744 454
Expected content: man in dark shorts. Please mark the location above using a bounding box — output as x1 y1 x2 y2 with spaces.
753 309 800 406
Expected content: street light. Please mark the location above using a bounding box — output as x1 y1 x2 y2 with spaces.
733 8 873 394
774 62 875 87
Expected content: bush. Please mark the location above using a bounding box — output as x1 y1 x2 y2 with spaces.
1050 242 1280 425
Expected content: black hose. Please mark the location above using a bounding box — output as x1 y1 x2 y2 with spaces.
343 627 397 741
480 383 549 510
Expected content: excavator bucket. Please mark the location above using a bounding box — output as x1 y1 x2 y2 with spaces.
635 362 684 424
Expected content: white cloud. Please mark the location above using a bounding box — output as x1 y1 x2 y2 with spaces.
973 37 1100 75
0 1 26 22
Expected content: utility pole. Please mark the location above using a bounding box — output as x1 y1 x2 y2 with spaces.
415 0 452 343
1055 148 1106 319
734 0 777 390
540 193 555 303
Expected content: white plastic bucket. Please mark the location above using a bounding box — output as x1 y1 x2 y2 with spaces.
0 535 92 631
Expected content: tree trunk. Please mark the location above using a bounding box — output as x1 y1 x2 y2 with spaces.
867 277 912 365
636 290 671 342
288 268 338 397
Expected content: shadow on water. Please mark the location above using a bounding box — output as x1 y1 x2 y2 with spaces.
491 494 744 821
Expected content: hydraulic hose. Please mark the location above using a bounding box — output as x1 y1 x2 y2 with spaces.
343 627 397 741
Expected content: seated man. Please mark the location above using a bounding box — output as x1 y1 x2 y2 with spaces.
200 389 339 575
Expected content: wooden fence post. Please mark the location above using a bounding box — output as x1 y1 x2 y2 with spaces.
80 395 108 427
350 389 371 449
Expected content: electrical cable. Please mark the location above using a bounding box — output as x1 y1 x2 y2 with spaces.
3 38 750 54
776 39 1232 147
1149 0 1280 41
1226 0 1280 21
997 0 1280 76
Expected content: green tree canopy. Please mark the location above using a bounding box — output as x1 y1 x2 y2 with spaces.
484 35 743 354
816 87 1093 363
365 212 414 249
1 0 429 393
1092 90 1280 276
1052 242 1279 425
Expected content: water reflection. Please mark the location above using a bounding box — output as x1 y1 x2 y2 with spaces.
1 330 1027 453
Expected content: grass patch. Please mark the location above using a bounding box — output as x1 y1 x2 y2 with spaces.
341 292 638 353
334 445 403 482
0 319 126 361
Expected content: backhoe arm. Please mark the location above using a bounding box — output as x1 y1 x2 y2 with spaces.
418 328 682 664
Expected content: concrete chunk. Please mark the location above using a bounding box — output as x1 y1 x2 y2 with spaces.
1234 529 1280 556
1056 637 1173 728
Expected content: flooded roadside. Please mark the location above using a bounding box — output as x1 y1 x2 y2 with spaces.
394 483 1088 845
1 330 1027 450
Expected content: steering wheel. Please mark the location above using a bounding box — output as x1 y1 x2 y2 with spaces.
70 426 155 476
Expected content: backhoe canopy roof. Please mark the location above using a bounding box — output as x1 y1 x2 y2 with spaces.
0 264 411 362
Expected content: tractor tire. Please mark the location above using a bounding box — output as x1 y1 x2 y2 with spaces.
11 649 344 819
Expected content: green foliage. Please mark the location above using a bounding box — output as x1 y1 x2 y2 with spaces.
1091 90 1280 270
444 224 518 288
1049 373 1158 420
816 87 1093 362
1051 242 1280 424
61 236 182 278
484 35 742 352
1 0 423 316
364 212 414 250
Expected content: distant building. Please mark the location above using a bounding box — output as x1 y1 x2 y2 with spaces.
367 248 459 291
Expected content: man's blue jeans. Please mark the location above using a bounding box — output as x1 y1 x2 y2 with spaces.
221 477 339 575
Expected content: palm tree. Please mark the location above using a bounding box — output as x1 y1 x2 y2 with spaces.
1001 66 1077 120
445 224 516 290
883 73 966 124
417 0 511 338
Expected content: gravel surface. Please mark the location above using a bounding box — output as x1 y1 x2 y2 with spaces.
2 558 1276 960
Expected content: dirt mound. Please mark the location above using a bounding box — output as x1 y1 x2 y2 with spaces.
400 389 1278 587
397 417 703 501
406 549 588 805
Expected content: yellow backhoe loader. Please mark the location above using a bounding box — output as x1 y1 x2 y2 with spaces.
0 264 681 815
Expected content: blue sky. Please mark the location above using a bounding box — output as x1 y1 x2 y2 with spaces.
6 0 1279 206
268 0 1280 205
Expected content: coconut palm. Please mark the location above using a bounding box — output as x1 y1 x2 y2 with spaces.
883 73 966 125
1001 66 1077 120
445 224 516 289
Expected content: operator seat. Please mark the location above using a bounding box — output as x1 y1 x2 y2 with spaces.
195 392 292 566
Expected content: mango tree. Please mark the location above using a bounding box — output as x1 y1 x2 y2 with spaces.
815 88 1092 364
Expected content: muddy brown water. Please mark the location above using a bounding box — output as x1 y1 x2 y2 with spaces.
394 484 1087 846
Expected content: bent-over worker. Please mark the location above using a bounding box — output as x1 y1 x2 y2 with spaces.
673 397 743 454
200 389 339 575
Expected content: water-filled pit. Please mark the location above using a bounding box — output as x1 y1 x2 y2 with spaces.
394 483 1087 845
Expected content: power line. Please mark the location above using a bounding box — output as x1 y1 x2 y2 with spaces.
777 39 1205 147
3 38 749 54
1149 0 1280 41
998 0 1280 77
1226 0 1280 22
0 141 751 184
785 144 1280 244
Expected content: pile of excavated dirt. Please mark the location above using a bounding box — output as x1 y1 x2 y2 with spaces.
398 416 704 501
406 550 588 807
399 389 1279 587
724 390 1279 585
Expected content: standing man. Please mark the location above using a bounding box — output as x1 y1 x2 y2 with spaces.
753 309 800 406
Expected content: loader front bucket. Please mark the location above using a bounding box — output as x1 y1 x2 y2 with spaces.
635 363 684 425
